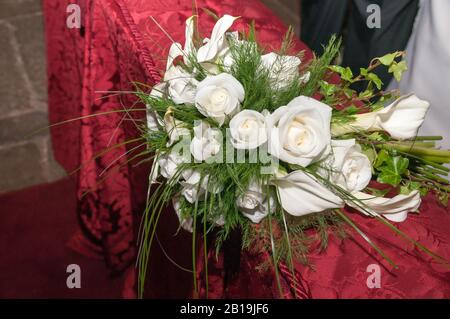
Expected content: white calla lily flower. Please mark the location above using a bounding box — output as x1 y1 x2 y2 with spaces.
172 196 193 232
272 170 344 216
164 107 190 146
331 94 430 140
348 190 421 222
197 15 238 65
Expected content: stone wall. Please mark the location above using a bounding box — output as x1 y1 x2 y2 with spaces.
0 0 300 194
0 0 66 193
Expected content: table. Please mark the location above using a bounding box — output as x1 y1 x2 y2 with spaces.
43 0 450 298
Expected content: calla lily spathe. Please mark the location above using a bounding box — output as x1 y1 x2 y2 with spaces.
331 94 430 140
197 15 238 67
272 170 344 216
348 190 421 222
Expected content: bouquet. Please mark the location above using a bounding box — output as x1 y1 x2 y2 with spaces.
136 14 450 297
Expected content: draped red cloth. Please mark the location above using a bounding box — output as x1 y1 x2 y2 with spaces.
44 0 450 298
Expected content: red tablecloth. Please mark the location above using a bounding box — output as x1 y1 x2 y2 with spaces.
44 0 450 298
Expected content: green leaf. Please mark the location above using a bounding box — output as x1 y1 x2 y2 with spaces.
343 87 355 98
438 191 449 206
374 149 390 167
378 52 398 66
319 81 337 96
367 72 383 90
329 65 353 82
361 146 377 164
419 187 429 197
367 132 388 142
358 89 373 99
376 156 409 186
400 181 421 195
389 60 408 82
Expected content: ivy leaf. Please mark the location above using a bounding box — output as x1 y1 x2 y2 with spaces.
389 60 408 81
376 156 409 186
359 89 373 99
362 147 377 164
368 132 387 142
329 65 353 82
319 81 337 96
399 181 421 195
367 72 383 90
374 149 389 167
378 52 398 66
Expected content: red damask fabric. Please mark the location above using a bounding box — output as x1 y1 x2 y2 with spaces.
44 0 450 298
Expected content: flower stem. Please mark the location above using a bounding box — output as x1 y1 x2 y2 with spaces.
381 143 450 158
414 136 443 141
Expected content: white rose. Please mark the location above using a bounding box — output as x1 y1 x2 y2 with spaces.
180 169 223 203
331 94 430 140
195 73 245 126
172 196 193 233
267 96 332 167
320 139 372 193
261 52 302 90
164 65 198 105
158 150 187 180
190 121 222 161
229 110 267 149
236 181 275 223
348 190 421 222
272 170 344 216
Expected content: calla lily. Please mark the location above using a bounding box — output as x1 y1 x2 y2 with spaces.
146 82 166 131
165 16 195 69
197 15 238 64
172 196 193 232
164 107 190 146
348 190 421 222
331 94 430 140
272 170 344 216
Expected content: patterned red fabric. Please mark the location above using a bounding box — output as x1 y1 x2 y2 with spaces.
44 0 450 298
